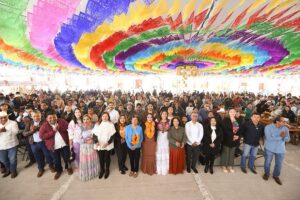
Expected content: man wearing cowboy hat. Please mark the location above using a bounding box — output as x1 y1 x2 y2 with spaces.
0 111 19 178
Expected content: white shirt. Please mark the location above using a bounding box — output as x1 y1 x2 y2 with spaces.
0 120 19 150
211 126 217 143
32 121 42 143
185 121 203 145
51 124 66 150
92 121 115 151
107 109 119 124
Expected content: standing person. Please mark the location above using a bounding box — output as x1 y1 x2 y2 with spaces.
61 106 74 123
263 116 290 185
39 109 73 180
0 111 19 178
92 112 115 179
78 115 99 181
240 112 264 174
87 107 98 124
18 105 36 168
68 108 83 168
168 117 187 174
244 103 253 121
156 110 170 175
123 102 135 123
173 101 185 118
114 114 128 174
181 115 188 126
141 113 157 175
106 102 119 124
142 103 158 123
220 108 241 173
167 106 174 122
185 112 204 173
203 117 223 174
125 115 143 178
23 110 55 177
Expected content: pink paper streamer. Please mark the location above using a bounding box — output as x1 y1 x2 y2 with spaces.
27 0 81 65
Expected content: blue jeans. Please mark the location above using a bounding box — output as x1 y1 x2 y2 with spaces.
31 142 53 171
264 148 285 177
241 143 258 169
0 146 17 173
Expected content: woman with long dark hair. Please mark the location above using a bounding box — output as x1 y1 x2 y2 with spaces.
203 117 223 174
92 112 115 179
114 114 128 174
78 115 99 181
141 113 157 175
168 117 187 174
156 110 170 175
68 108 83 168
220 108 241 173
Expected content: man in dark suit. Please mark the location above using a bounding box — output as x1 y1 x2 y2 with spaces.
23 110 55 177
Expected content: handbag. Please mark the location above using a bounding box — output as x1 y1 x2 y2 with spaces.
69 147 76 162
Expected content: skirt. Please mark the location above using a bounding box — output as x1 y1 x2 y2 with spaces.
141 137 156 175
169 146 185 174
73 142 80 168
156 131 169 175
79 144 100 181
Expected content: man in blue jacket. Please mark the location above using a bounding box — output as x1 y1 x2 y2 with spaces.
240 112 264 174
263 116 290 185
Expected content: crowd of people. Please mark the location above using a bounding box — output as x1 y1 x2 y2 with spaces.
0 90 298 185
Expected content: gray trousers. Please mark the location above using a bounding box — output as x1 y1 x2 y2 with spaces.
220 146 236 167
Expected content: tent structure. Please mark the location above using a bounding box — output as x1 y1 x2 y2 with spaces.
0 0 300 92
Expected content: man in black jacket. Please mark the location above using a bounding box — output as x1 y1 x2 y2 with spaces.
240 112 264 174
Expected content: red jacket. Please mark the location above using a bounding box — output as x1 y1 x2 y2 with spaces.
39 118 69 151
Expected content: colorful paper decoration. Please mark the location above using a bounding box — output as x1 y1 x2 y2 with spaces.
0 0 299 76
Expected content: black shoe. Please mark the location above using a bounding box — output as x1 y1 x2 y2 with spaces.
187 168 191 173
104 170 110 179
273 176 282 185
24 162 35 168
99 170 104 179
209 166 214 174
192 168 198 174
263 174 269 181
250 168 257 174
54 172 62 180
241 168 247 174
123 166 129 171
111 149 115 155
11 172 18 179
204 165 209 173
2 171 10 178
120 170 126 175
1 167 6 174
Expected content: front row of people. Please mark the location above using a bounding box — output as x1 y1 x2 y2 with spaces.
0 110 290 186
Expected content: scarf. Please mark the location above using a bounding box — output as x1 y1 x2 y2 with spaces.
145 121 155 139
211 126 217 143
119 123 126 139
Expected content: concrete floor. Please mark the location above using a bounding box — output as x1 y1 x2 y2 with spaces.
0 143 299 200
